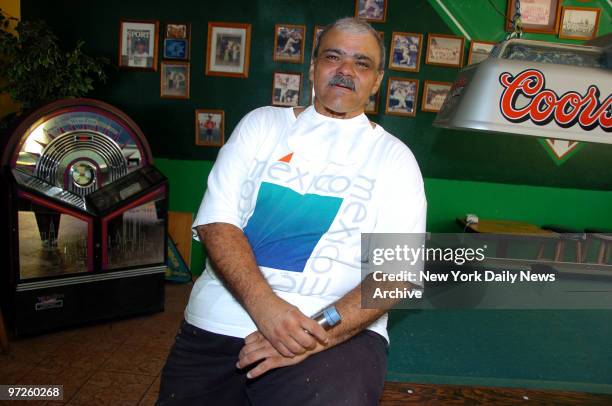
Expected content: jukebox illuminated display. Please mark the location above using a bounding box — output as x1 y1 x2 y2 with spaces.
0 98 167 336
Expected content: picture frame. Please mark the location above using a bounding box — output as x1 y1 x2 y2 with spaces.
421 80 452 113
467 40 496 65
385 77 419 117
164 39 189 60
272 72 302 107
274 24 306 63
388 32 423 72
164 22 190 60
365 91 381 115
559 6 601 41
166 23 189 39
355 0 387 23
206 22 251 78
426 33 465 68
506 0 561 34
195 109 225 147
160 61 190 99
313 26 325 48
311 25 325 63
118 19 159 70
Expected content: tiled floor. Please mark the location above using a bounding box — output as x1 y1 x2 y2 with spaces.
0 283 191 406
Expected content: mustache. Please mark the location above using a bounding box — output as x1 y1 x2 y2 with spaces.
328 74 356 91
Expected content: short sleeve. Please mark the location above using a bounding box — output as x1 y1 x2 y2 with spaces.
192 108 268 236
373 142 427 234
370 141 427 287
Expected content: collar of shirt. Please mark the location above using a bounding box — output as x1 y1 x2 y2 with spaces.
286 105 382 166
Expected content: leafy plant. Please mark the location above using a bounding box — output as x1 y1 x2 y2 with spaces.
0 9 108 116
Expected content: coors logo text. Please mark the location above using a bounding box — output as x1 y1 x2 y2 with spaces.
499 69 611 132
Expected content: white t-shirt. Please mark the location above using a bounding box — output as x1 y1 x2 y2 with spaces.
185 105 426 342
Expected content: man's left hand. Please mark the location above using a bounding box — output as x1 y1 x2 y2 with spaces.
237 331 317 379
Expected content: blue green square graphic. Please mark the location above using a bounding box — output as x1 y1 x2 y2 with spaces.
243 182 343 272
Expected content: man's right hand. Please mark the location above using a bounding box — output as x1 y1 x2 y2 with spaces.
198 223 328 357
250 295 329 357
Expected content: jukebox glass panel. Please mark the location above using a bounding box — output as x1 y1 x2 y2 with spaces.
105 195 166 270
18 200 90 279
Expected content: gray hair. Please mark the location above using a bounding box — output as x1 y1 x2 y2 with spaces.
313 17 385 71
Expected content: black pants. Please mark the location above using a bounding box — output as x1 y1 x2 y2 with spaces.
157 320 388 406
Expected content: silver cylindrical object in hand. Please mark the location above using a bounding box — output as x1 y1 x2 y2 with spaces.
312 306 341 330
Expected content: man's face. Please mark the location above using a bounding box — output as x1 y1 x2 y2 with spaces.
310 28 384 118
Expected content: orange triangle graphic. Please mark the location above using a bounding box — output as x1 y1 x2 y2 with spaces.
278 152 293 163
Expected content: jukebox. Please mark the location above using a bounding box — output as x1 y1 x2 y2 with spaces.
0 98 168 336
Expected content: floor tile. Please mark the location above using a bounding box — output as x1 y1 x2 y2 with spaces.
36 344 115 375
137 391 158 406
123 314 181 349
17 366 93 404
0 358 36 384
138 377 160 406
101 344 168 376
69 371 154 406
7 329 77 365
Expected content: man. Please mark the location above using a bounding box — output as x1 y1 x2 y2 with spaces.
277 75 290 104
203 115 216 142
157 17 426 406
280 29 301 57
129 36 149 68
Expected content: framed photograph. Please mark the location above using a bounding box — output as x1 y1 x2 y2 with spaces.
206 22 251 78
118 19 159 70
164 39 189 60
164 22 190 60
355 0 387 23
559 6 601 40
274 24 306 63
195 109 225 147
160 61 190 99
272 72 302 107
421 81 452 113
426 33 465 68
310 26 325 63
365 91 381 115
467 40 496 65
506 0 561 34
385 77 419 117
167 23 189 39
389 32 423 72
313 25 325 48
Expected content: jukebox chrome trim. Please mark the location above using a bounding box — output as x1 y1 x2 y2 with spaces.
16 265 167 291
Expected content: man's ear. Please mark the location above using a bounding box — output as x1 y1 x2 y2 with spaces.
370 70 384 95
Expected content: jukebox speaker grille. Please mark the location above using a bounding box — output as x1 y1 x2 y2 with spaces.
35 131 128 196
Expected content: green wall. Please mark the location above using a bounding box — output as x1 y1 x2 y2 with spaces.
22 0 612 189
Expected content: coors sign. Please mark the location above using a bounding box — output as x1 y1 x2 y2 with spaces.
499 68 611 132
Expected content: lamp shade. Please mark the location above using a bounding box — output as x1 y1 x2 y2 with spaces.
433 38 611 144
